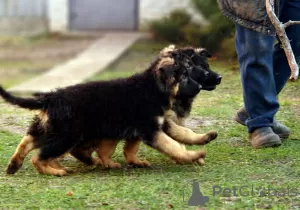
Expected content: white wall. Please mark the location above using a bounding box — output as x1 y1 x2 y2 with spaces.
0 0 48 35
139 0 207 28
48 0 207 32
48 0 69 32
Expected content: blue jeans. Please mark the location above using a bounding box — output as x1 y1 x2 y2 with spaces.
235 0 300 132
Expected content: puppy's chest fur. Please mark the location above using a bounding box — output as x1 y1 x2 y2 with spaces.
172 97 194 119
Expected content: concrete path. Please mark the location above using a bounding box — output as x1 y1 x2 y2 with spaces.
8 32 143 94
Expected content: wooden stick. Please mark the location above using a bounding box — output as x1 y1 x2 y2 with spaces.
266 0 299 81
284 20 300 29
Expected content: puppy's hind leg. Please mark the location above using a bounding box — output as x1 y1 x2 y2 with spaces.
6 135 36 174
145 131 206 164
6 117 44 174
48 159 65 170
48 158 74 173
31 154 67 176
70 145 99 165
164 120 218 145
124 139 151 167
32 135 75 176
97 140 122 169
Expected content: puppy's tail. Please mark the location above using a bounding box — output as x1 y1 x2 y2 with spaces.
0 85 44 110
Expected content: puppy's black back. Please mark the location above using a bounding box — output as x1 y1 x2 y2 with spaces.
41 71 169 141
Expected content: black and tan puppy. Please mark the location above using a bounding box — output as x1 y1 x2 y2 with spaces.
69 70 207 169
69 46 221 169
1 51 217 176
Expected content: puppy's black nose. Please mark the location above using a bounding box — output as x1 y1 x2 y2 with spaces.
216 76 222 85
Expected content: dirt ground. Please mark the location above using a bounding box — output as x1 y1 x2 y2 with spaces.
0 33 99 88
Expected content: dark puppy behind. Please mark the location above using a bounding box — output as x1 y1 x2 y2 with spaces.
185 47 221 91
161 45 222 124
162 45 221 91
0 52 214 176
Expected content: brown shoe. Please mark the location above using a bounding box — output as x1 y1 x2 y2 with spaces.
235 107 290 139
249 127 282 148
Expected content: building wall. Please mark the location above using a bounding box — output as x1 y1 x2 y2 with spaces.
68 0 138 31
139 0 207 28
0 0 206 34
48 0 69 32
49 0 207 32
0 0 48 35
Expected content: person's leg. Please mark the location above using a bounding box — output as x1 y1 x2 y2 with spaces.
235 24 279 132
234 0 297 140
235 24 282 148
273 0 300 93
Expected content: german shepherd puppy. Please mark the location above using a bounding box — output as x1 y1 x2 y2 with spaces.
1 51 217 176
69 46 221 169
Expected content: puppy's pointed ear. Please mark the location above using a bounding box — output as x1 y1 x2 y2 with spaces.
197 48 212 58
160 44 176 56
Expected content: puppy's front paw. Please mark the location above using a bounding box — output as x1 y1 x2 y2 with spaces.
195 158 205 165
205 130 218 143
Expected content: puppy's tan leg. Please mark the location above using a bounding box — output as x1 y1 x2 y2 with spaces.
31 154 67 176
151 131 206 164
175 142 205 166
165 120 218 145
48 158 73 172
124 139 151 167
97 140 122 169
6 135 36 174
48 159 64 169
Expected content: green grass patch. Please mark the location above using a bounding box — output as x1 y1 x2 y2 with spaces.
0 38 300 209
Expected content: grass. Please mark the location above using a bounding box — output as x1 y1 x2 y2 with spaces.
0 38 300 209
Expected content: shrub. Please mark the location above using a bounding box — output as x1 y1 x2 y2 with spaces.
182 24 202 46
191 0 220 19
169 9 191 26
191 0 235 53
148 9 191 43
149 19 184 42
218 37 237 59
148 2 236 58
